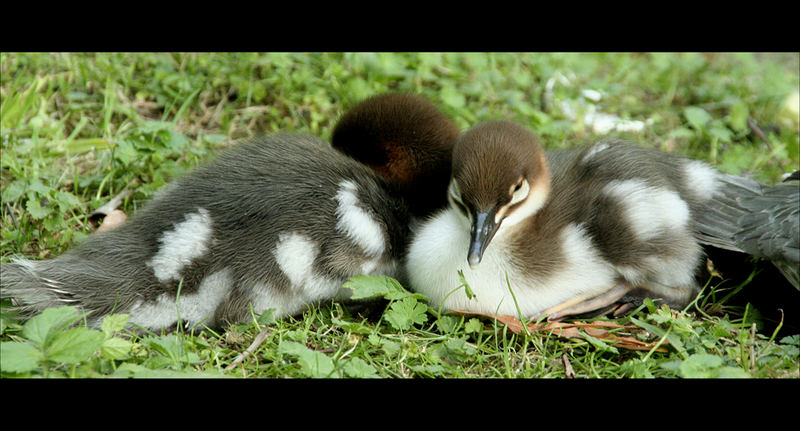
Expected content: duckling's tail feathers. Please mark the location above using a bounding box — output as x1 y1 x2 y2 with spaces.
1 259 74 316
695 172 799 289
0 255 134 325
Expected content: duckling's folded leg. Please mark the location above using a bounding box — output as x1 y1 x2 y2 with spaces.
540 281 634 321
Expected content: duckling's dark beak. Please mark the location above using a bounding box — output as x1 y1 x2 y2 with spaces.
468 209 500 269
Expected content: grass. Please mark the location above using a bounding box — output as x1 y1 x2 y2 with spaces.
1 52 798 379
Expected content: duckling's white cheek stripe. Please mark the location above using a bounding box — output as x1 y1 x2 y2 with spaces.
334 180 386 257
603 180 689 240
682 160 719 200
148 208 212 283
501 182 549 227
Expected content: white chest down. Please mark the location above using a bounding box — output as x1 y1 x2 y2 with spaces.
406 208 623 318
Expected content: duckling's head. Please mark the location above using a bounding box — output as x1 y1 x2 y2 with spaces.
450 121 551 268
331 93 460 217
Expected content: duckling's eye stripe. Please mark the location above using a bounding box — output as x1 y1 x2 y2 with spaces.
501 180 549 228
334 180 386 257
147 208 212 283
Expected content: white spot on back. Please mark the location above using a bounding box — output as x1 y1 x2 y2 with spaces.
334 180 385 257
148 208 212 283
248 231 349 317
128 267 233 329
248 281 303 318
581 142 610 164
360 259 379 275
682 160 719 200
603 179 689 240
247 273 347 319
274 232 319 287
179 268 233 325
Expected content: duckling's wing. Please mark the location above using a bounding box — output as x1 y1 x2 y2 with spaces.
695 172 799 289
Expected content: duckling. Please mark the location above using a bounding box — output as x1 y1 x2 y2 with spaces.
406 120 799 320
331 93 460 218
0 93 457 331
1 134 410 330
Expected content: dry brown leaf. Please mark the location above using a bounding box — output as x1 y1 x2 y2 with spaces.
89 183 137 234
450 309 667 352
96 209 127 233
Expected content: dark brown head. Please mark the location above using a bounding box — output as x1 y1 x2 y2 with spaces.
331 93 460 217
450 121 551 268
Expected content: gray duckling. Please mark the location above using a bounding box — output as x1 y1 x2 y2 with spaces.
405 121 799 320
0 93 458 331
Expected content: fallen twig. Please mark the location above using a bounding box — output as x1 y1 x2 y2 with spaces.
225 324 272 371
90 180 138 233
747 117 771 147
89 184 135 219
562 352 575 378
